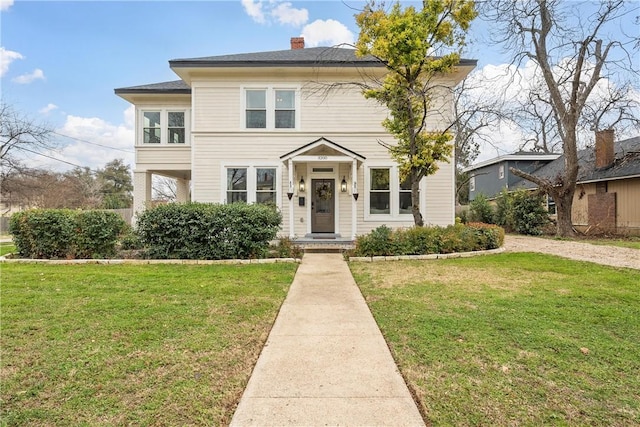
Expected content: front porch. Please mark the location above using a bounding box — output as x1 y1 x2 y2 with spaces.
292 233 355 253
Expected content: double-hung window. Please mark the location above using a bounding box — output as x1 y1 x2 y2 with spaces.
143 112 161 143
256 168 277 204
227 168 248 203
244 87 297 130
369 168 391 215
168 112 185 143
275 90 295 128
225 166 279 206
246 90 267 128
399 176 413 215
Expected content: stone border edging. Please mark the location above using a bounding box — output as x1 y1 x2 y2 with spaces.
0 257 301 265
348 246 505 262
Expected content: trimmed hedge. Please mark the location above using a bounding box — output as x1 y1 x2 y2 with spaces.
135 202 282 260
9 209 126 259
352 223 504 257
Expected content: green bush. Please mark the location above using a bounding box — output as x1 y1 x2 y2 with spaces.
469 194 495 223
9 209 126 259
135 202 282 259
270 237 303 259
494 189 550 236
352 223 504 257
511 190 550 235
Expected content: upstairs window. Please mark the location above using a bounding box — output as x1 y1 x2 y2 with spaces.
275 90 295 128
243 87 298 130
168 112 185 144
246 90 267 128
140 109 189 145
143 112 161 143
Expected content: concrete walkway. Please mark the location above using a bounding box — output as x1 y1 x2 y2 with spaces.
230 253 425 426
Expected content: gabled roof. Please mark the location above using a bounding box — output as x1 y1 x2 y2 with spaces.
170 46 477 69
518 136 640 188
463 152 561 172
114 80 191 94
280 137 366 162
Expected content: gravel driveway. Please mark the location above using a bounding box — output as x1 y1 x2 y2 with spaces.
504 235 640 270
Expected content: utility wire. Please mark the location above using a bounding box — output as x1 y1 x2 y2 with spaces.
13 146 84 168
51 131 135 153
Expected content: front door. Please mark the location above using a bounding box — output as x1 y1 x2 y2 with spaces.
311 179 335 233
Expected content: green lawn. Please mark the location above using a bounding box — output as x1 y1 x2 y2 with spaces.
351 253 640 426
584 237 640 250
1 263 297 426
0 242 15 256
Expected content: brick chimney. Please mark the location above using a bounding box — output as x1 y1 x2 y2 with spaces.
595 129 615 169
290 37 305 50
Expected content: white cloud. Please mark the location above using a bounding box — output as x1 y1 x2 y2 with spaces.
241 0 265 24
0 0 13 11
39 103 58 114
271 2 308 26
12 68 45 84
0 47 24 77
301 19 355 48
28 106 135 172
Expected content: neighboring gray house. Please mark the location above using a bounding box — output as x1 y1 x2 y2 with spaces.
463 152 560 201
517 132 640 235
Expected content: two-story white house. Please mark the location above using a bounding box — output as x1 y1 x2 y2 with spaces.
115 37 475 240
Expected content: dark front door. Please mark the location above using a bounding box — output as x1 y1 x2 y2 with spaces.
311 179 335 233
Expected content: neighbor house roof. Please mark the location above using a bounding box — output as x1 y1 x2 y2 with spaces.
462 152 561 172
518 136 640 188
169 46 477 68
114 80 191 95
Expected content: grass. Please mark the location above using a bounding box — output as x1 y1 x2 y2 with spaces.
1 262 297 426
0 242 15 256
583 237 640 250
351 253 640 426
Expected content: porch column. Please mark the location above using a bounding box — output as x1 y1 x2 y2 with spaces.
288 159 295 238
132 170 152 224
351 159 358 240
176 178 190 203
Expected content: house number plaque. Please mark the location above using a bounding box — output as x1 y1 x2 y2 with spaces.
317 156 328 160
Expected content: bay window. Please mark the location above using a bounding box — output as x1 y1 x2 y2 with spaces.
143 112 161 143
140 109 189 145
168 112 185 143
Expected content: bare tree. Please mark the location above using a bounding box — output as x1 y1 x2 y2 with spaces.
483 0 640 236
0 103 55 170
152 175 177 202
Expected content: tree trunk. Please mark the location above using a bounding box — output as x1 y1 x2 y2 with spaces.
554 189 576 237
411 175 423 226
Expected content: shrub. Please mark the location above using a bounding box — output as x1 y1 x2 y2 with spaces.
270 237 303 259
494 188 515 231
511 190 550 235
469 194 495 224
9 209 126 259
352 223 504 257
135 202 282 259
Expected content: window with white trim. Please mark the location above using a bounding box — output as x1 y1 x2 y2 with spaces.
140 109 189 144
499 164 505 179
143 112 161 143
256 168 277 204
243 87 298 130
227 168 248 203
246 90 267 128
370 168 390 214
366 167 418 219
470 175 476 191
167 112 185 143
224 166 280 206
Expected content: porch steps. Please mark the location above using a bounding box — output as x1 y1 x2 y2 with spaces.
294 234 354 253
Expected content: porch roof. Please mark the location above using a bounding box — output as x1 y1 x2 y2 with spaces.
280 137 366 163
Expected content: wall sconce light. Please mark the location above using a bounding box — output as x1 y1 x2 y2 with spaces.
299 177 305 193
341 176 347 192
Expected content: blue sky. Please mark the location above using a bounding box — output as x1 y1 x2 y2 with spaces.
1 0 638 171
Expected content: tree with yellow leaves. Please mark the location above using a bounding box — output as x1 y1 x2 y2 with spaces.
356 0 476 225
